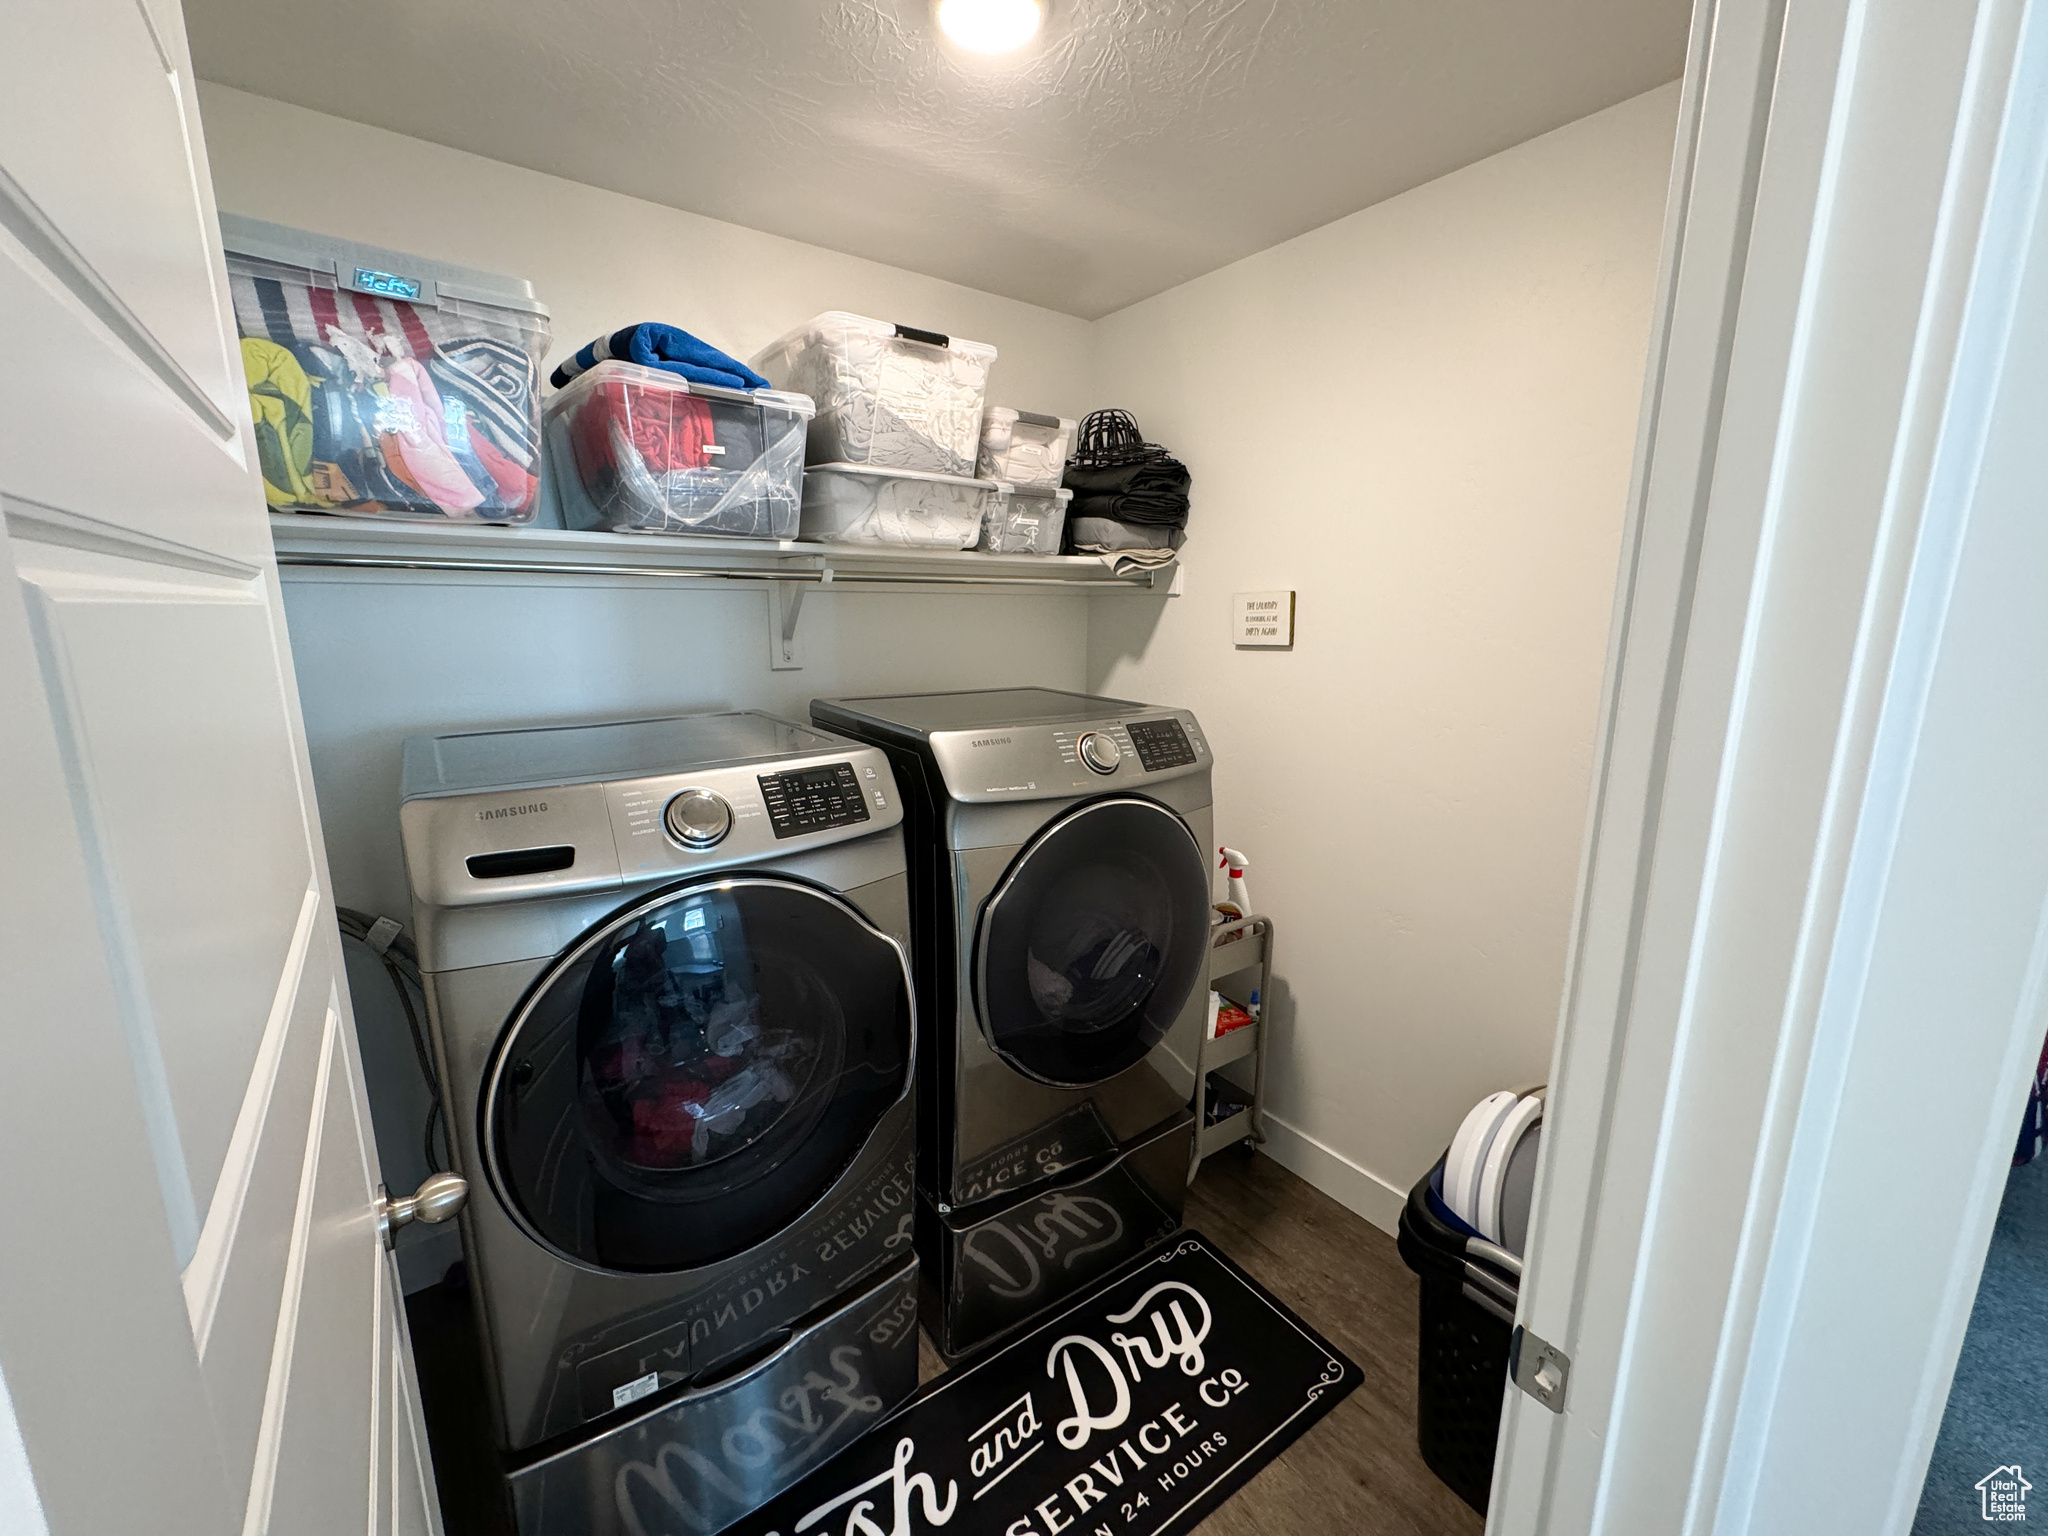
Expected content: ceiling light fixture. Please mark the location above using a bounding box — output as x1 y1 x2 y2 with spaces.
935 0 1046 56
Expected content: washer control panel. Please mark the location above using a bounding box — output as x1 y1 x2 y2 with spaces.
401 741 901 908
758 761 871 839
1077 731 1123 774
663 788 734 848
1052 721 1136 775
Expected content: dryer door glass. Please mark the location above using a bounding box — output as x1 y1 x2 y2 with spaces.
484 878 912 1273
975 797 1210 1086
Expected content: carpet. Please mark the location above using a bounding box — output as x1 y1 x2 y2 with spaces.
1913 1157 2048 1533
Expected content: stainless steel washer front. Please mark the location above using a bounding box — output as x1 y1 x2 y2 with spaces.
400 711 924 1530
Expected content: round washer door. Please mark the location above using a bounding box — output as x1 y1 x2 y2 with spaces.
482 876 911 1274
974 796 1210 1087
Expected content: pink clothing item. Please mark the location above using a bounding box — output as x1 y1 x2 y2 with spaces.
467 423 538 510
384 357 483 514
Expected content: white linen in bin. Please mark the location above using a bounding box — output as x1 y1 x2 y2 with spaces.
801 463 1008 548
752 312 997 478
977 487 1071 556
544 360 814 538
977 409 1076 493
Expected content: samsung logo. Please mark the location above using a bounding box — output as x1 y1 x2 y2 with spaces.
970 736 1013 748
476 801 547 822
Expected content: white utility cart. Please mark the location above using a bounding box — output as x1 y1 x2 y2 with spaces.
1190 913 1274 1181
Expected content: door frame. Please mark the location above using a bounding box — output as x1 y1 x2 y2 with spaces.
1491 0 2048 1531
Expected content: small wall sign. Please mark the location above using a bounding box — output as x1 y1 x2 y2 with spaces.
1233 590 1295 648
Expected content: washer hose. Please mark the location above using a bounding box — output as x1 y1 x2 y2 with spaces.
336 908 445 1174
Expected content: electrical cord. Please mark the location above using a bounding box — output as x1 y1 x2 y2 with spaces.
336 908 446 1174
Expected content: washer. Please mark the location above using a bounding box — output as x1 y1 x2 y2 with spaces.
810 688 1212 1358
399 712 920 1536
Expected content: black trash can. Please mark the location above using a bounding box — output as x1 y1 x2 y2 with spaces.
1396 1159 1521 1515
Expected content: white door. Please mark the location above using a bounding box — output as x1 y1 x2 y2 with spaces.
1490 0 2048 1531
0 4 440 1534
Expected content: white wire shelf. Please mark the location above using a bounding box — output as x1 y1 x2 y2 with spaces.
268 514 1176 594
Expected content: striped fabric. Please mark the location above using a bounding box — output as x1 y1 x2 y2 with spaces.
228 272 543 468
550 326 634 387
431 338 541 467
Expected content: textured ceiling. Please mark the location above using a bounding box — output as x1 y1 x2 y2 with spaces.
183 0 1688 319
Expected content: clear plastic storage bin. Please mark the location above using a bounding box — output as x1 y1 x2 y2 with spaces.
977 487 1071 556
220 214 551 523
544 361 813 538
752 312 996 478
977 408 1075 492
800 464 1008 548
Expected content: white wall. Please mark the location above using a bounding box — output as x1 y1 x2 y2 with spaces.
1088 84 1679 1229
197 85 1100 1239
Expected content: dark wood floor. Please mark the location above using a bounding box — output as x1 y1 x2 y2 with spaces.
916 1150 1483 1536
1180 1151 1482 1535
412 1151 1483 1534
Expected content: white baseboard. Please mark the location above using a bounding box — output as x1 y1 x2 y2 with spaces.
1256 1113 1409 1237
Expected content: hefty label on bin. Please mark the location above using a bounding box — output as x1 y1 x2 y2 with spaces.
725 1233 1360 1536
350 265 423 300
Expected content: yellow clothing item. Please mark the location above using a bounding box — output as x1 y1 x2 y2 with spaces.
242 337 323 507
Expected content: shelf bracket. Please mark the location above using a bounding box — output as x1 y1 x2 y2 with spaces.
768 580 806 670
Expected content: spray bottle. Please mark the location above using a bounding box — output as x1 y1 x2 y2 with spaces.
1217 847 1252 920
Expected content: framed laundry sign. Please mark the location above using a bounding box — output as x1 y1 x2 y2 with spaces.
1232 591 1295 648
724 1232 1359 1536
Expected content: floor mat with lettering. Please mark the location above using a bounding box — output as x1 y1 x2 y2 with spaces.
726 1230 1362 1536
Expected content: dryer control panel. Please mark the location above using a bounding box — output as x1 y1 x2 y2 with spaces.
759 762 872 838
926 708 1210 804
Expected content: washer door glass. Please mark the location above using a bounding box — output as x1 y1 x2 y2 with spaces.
485 878 911 1273
974 797 1210 1086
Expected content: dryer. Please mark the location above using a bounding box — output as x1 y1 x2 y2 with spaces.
810 688 1212 1358
399 712 920 1536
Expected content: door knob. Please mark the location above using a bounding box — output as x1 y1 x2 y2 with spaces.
377 1172 467 1247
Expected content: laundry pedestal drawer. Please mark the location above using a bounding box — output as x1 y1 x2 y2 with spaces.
919 1113 1191 1362
506 1257 920 1536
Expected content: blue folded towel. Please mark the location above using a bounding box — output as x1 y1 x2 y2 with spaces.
549 323 771 393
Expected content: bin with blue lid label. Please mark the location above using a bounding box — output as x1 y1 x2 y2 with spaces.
219 214 551 523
